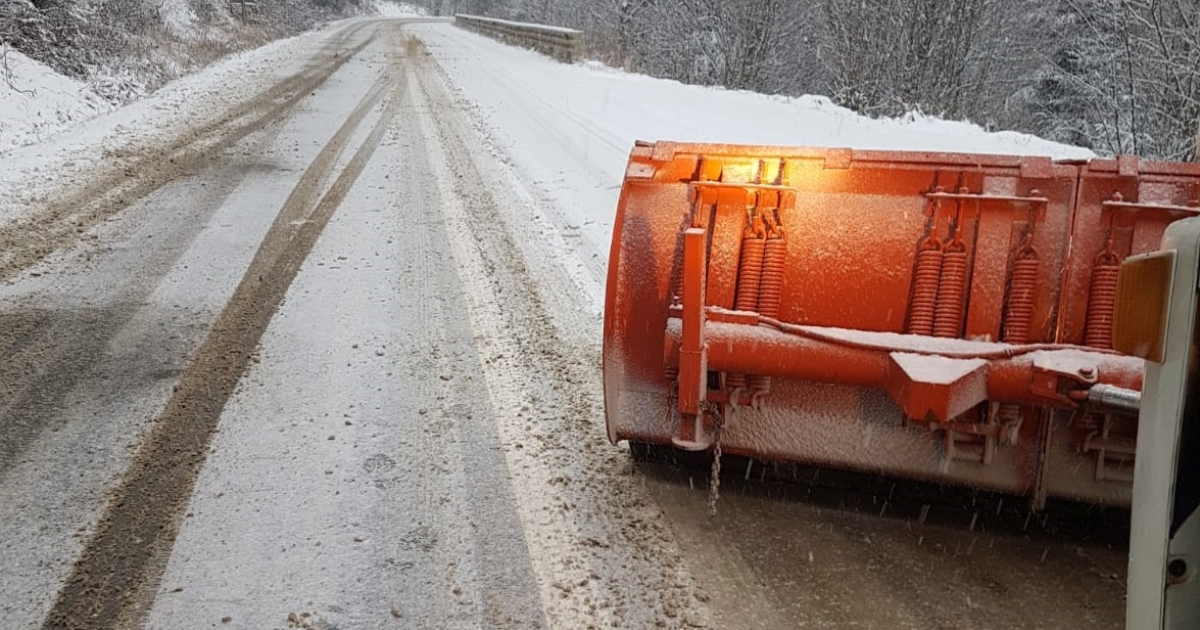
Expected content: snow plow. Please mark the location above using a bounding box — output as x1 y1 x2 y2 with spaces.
603 142 1200 507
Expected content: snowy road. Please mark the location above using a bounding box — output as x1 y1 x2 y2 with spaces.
0 17 1124 630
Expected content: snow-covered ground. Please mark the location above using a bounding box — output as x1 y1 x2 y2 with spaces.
0 2 422 158
0 49 114 153
0 19 379 224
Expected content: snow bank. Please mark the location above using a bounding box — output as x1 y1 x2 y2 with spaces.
0 49 114 153
566 57 1096 159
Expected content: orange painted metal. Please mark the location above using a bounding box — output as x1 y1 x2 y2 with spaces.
603 142 1200 506
674 227 709 449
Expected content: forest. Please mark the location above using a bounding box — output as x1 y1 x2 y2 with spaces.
420 0 1200 161
2 0 1196 160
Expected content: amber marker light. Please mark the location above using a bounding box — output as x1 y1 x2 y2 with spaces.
1112 250 1176 363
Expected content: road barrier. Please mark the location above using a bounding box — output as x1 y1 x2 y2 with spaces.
453 14 584 63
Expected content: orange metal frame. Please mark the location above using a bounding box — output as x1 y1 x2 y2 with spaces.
604 142 1200 506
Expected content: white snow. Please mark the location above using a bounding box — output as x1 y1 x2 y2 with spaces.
0 48 114 153
890 352 987 385
0 19 377 225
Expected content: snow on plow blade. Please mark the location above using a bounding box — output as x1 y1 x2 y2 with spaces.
603 141 1200 507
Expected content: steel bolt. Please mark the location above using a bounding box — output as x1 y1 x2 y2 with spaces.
1168 558 1188 578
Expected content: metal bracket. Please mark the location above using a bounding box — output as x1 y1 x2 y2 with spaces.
1082 413 1136 483
673 226 712 451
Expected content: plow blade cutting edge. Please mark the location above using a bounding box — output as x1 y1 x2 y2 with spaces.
603 142 1200 507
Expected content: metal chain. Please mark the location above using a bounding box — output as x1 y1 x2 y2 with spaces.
664 385 726 516
664 381 678 430
705 401 724 517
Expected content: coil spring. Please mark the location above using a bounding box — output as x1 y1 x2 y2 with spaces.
757 237 786 318
1084 262 1120 349
729 230 766 390
908 240 943 336
735 237 766 312
933 245 969 338
1003 254 1039 344
748 236 787 394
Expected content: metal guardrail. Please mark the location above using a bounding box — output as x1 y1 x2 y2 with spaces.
453 14 584 63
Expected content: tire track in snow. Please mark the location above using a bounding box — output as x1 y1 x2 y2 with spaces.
0 21 378 284
421 30 622 257
416 34 610 312
0 121 299 476
134 31 548 630
41 70 399 630
409 38 713 630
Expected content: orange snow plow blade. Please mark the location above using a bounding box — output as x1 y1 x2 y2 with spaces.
603 142 1200 507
